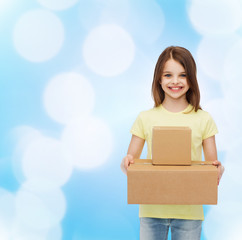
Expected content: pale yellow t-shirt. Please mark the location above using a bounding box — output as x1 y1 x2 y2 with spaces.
130 104 218 220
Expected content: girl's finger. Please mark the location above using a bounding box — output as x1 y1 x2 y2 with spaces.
212 160 221 167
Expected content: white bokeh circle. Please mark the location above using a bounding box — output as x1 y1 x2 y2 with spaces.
11 126 43 183
11 228 46 240
61 117 113 169
223 38 242 93
128 51 154 112
83 24 135 77
0 222 9 240
37 0 79 11
197 70 218 106
44 72 95 124
222 39 242 136
79 0 164 45
229 222 242 240
15 183 66 230
204 201 242 239
0 0 8 8
11 188 62 240
126 0 165 44
0 0 12 16
0 189 16 226
202 98 239 151
22 135 73 187
11 126 42 144
224 142 242 185
188 0 242 35
13 9 64 62
46 224 62 240
197 35 239 81
0 188 15 239
11 219 59 240
78 0 130 30
217 166 242 205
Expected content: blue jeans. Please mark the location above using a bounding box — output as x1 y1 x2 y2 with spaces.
140 217 202 240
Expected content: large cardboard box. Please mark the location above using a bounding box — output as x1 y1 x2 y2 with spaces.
152 126 191 165
127 159 218 205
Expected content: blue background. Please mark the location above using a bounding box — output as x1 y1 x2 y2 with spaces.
1 0 241 239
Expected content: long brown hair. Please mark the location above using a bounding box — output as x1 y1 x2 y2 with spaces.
152 46 201 112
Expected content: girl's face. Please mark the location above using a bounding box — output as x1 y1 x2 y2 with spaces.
160 58 189 101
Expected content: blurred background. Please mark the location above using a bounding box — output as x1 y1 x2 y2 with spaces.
0 0 242 239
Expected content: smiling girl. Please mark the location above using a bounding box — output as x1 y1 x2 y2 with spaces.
121 46 224 240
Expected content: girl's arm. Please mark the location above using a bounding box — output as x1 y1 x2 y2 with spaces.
202 135 224 185
120 135 145 175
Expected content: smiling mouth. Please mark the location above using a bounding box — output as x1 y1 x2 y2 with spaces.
168 86 183 91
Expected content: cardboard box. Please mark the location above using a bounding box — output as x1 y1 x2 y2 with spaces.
152 126 191 165
127 159 218 205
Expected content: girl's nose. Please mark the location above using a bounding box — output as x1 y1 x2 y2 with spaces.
172 76 179 84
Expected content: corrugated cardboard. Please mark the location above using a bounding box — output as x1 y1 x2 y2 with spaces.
127 159 218 205
152 126 191 165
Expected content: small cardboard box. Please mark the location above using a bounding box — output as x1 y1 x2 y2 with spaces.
127 159 218 205
152 126 191 165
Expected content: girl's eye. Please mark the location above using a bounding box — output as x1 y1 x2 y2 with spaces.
180 74 186 78
164 74 171 77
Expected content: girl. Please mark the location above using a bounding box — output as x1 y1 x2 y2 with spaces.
120 46 224 240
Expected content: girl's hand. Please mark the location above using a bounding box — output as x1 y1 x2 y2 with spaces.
120 154 134 175
212 160 225 185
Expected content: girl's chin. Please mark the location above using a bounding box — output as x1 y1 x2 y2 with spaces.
164 93 187 100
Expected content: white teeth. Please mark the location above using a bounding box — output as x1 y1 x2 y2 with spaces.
170 87 181 90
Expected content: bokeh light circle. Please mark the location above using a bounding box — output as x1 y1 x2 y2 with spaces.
222 39 242 137
0 222 9 240
13 9 64 62
197 35 239 81
22 136 73 187
12 224 62 240
0 188 15 239
202 98 236 151
83 24 135 76
61 117 113 169
188 0 242 35
15 184 66 230
11 126 43 183
126 0 165 44
204 201 242 239
224 143 242 185
43 72 95 124
78 0 130 30
46 224 62 240
223 38 242 92
0 189 15 225
37 0 79 11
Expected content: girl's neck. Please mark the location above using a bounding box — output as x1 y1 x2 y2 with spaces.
162 98 189 113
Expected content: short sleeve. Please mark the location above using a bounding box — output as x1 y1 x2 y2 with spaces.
130 113 146 139
202 112 218 140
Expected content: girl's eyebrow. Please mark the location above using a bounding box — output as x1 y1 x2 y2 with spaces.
163 71 186 73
